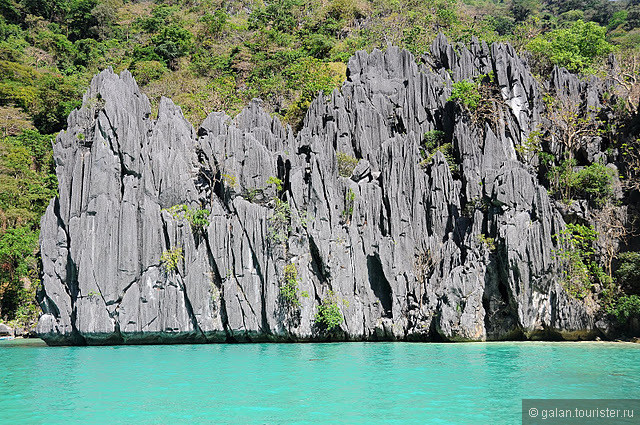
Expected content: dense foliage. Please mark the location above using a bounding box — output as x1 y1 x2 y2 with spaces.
314 290 345 331
0 130 56 328
279 262 308 308
448 80 481 110
553 223 605 300
1 0 640 330
163 204 210 231
160 247 183 273
528 19 614 73
616 252 640 295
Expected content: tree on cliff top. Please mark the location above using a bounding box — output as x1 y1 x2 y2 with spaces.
528 19 613 73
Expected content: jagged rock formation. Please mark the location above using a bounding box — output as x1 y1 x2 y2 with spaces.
37 35 607 345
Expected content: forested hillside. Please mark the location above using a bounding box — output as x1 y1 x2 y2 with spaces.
1 0 640 334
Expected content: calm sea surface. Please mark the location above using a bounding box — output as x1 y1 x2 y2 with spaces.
1 340 639 424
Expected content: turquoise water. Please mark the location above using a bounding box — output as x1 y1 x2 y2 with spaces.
1 341 639 424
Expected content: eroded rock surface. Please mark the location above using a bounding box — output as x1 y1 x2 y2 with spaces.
37 36 604 345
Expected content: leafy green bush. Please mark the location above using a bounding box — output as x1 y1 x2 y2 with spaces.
133 45 164 63
200 11 227 36
617 252 640 294
477 234 496 251
546 160 616 205
268 198 291 245
315 290 344 331
419 130 456 173
527 19 614 73
73 38 104 68
163 205 209 231
326 0 369 21
282 57 343 128
571 163 616 206
448 80 481 111
33 29 76 69
608 295 640 324
0 226 39 317
138 5 179 33
8 282 41 330
402 26 430 58
0 0 21 24
545 158 576 202
153 25 194 68
266 176 283 192
32 74 83 134
342 188 356 222
280 263 309 307
515 130 542 163
131 60 167 85
484 15 515 35
336 152 358 177
249 0 302 33
303 33 335 59
423 130 445 151
553 224 603 299
511 0 540 22
188 209 210 230
607 10 628 31
160 247 183 273
221 173 237 189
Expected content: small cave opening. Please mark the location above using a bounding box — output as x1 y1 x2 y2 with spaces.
367 255 393 318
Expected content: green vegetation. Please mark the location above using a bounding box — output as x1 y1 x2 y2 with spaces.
221 173 237 189
616 252 640 295
153 25 193 69
1 0 640 329
477 233 496 252
163 204 210 231
160 247 183 273
608 295 640 324
336 152 358 178
341 188 356 222
315 290 345 331
419 130 456 172
267 198 291 246
571 162 616 206
528 19 614 73
266 176 283 192
544 157 576 202
545 159 616 206
0 130 55 325
0 0 638 137
279 263 308 308
423 130 446 149
282 57 344 128
448 80 481 111
553 224 606 300
515 130 542 163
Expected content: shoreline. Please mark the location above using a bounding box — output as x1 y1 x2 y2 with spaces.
2 336 639 347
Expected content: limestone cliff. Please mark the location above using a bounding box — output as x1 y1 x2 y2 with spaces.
37 35 607 345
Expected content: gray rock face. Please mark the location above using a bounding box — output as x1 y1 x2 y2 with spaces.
0 323 13 337
37 36 605 345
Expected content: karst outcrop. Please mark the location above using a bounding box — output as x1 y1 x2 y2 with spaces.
37 35 609 345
